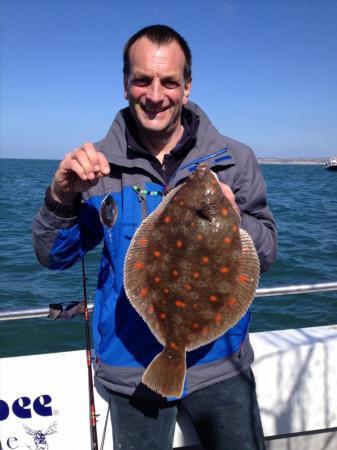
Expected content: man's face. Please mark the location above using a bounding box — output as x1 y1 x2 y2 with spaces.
124 36 192 138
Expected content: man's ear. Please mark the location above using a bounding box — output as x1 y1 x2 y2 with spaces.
123 75 129 100
183 77 192 105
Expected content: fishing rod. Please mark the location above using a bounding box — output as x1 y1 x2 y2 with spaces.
81 258 99 450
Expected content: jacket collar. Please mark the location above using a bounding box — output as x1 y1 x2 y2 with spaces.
122 106 198 159
95 101 235 187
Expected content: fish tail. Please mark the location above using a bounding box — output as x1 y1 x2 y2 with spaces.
142 346 186 398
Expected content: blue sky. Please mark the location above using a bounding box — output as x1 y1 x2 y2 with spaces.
1 0 337 159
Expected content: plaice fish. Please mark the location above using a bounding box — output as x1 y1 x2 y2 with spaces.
124 163 260 398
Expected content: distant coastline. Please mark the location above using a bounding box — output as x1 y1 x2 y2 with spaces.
0 156 332 165
257 157 328 165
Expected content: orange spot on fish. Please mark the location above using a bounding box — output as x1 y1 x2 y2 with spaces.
202 326 209 335
134 261 144 270
163 216 171 224
192 323 200 329
238 274 250 283
232 224 238 233
175 300 187 308
147 305 154 314
139 237 148 247
201 256 209 264
224 237 232 244
164 288 170 294
140 287 148 298
176 240 183 248
227 297 237 307
209 295 218 303
179 201 184 206
159 312 166 319
222 208 228 216
153 250 161 258
196 233 204 241
219 266 229 274
154 276 161 283
193 272 200 279
214 312 222 324
172 269 179 278
170 342 178 350
184 283 192 291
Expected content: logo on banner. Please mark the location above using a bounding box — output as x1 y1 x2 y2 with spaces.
0 395 58 449
23 422 57 450
0 395 54 421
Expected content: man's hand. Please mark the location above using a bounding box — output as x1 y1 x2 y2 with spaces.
219 182 241 218
51 143 110 203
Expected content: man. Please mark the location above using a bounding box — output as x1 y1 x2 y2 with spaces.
33 25 277 450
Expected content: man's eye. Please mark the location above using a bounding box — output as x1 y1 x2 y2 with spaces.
163 80 178 88
133 78 150 86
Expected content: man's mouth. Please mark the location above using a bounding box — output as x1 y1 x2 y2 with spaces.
141 104 169 116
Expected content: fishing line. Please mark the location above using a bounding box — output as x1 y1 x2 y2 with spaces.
99 398 111 450
81 258 99 450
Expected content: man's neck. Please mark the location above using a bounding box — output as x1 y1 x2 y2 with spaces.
140 124 184 163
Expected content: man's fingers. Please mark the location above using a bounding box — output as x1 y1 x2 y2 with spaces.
220 183 234 201
74 147 97 180
69 156 91 181
219 182 241 217
66 144 109 180
59 150 90 181
81 143 102 175
96 150 110 176
77 143 110 178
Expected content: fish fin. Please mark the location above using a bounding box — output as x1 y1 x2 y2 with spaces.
147 183 183 216
142 346 186 398
123 184 184 345
235 228 260 301
217 228 260 328
186 228 260 351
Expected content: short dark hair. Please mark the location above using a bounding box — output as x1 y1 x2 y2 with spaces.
123 24 192 80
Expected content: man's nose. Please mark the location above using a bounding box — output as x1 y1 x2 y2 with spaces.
146 80 164 103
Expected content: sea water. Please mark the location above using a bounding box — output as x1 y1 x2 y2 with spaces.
0 159 336 357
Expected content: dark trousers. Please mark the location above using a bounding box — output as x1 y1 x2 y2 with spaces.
108 369 266 450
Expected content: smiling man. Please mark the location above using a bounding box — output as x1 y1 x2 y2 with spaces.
124 34 191 161
33 25 277 450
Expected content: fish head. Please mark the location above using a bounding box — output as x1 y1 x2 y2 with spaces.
183 163 225 218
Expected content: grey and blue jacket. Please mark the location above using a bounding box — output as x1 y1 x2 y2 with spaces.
32 102 277 400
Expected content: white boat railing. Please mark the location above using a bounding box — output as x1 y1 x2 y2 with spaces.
1 281 337 321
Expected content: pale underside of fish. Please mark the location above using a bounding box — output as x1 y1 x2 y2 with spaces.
124 164 260 398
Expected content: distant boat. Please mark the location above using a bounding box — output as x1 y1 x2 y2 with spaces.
326 156 337 171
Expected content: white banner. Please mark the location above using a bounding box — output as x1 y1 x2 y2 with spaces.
1 325 337 449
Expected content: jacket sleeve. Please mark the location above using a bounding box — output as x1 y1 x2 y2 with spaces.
32 188 103 270
233 148 277 273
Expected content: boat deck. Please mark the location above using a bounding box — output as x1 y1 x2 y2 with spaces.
1 325 337 449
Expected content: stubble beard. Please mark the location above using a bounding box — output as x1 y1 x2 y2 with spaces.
132 103 183 145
